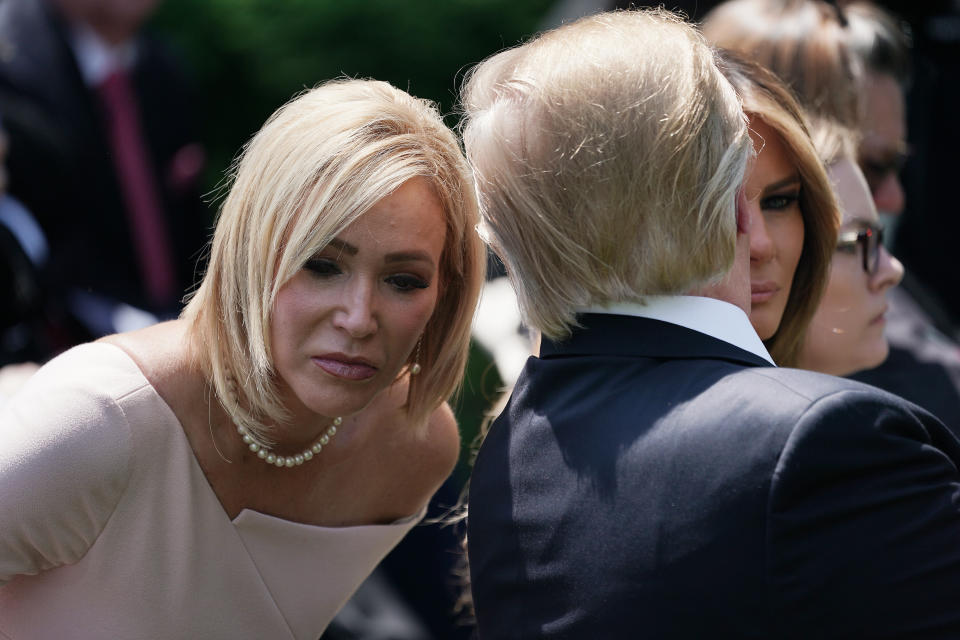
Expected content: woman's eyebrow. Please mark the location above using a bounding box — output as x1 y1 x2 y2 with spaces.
326 238 358 256
385 250 435 264
762 174 801 193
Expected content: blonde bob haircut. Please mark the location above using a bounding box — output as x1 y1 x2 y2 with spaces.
183 78 486 446
460 9 752 339
718 51 840 366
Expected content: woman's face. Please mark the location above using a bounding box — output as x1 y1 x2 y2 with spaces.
796 158 904 376
859 71 907 217
270 177 446 425
745 119 805 341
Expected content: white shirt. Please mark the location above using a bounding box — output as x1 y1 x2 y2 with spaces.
68 22 138 87
582 295 775 365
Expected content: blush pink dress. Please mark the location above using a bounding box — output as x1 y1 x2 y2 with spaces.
0 343 424 639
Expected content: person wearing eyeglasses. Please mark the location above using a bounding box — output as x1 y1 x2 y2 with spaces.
795 151 904 374
702 0 960 406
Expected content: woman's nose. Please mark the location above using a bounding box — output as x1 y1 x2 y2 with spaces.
749 207 774 263
871 245 904 292
334 281 378 338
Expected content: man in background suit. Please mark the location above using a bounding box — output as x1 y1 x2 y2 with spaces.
460 9 960 638
0 0 207 347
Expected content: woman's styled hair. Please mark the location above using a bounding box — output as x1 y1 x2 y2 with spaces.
460 9 752 339
182 78 486 445
718 52 840 366
702 0 860 166
702 0 861 126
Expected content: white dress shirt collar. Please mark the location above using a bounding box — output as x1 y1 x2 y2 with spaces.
581 296 775 365
68 22 138 87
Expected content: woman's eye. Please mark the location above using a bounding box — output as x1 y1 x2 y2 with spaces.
761 193 800 211
386 274 430 292
835 243 858 255
304 258 341 277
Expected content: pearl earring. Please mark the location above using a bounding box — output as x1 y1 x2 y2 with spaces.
410 337 423 375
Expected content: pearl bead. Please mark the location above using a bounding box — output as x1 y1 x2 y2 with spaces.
231 411 342 470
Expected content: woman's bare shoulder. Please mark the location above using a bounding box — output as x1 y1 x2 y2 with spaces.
356 383 461 517
97 321 199 398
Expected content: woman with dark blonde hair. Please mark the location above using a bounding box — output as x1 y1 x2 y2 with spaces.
0 78 486 638
718 51 838 366
704 0 906 377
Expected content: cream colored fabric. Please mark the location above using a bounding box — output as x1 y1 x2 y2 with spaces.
0 343 423 639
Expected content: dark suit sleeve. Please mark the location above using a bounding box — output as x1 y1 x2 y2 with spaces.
766 389 960 638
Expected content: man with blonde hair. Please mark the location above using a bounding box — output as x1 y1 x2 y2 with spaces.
462 8 960 638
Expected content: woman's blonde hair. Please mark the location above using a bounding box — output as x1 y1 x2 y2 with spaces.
460 9 752 339
182 79 486 445
718 51 840 366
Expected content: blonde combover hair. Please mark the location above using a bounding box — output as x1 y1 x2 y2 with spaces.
183 79 485 446
460 9 752 339
718 52 840 366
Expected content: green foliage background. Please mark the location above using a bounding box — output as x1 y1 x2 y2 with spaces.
149 0 536 477
149 0 553 195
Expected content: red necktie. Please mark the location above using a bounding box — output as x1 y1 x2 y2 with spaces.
98 69 177 307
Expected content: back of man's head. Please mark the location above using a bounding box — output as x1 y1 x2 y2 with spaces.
460 9 751 339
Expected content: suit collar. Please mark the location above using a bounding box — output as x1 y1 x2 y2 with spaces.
579 296 774 365
540 313 773 369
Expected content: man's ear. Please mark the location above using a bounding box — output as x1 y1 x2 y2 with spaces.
736 187 750 234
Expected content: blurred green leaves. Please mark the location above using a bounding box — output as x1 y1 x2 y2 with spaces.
150 0 552 192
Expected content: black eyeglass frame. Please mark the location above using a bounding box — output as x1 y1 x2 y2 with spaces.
836 224 884 276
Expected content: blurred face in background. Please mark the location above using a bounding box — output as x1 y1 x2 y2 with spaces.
54 0 161 43
859 72 907 218
745 119 805 341
796 158 903 376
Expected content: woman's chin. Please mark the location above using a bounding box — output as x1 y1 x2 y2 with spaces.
749 311 780 342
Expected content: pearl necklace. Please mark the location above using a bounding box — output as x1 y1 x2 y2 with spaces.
237 416 342 469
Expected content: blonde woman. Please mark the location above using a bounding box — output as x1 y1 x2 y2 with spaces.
0 79 485 638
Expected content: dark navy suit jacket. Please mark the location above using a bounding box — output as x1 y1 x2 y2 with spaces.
0 0 207 317
468 313 960 638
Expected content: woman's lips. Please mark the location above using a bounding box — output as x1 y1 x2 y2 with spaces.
312 355 378 381
751 282 779 304
869 306 889 326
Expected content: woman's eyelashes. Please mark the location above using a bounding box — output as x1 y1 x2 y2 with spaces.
761 190 800 211
385 274 431 292
303 258 430 292
304 258 341 277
